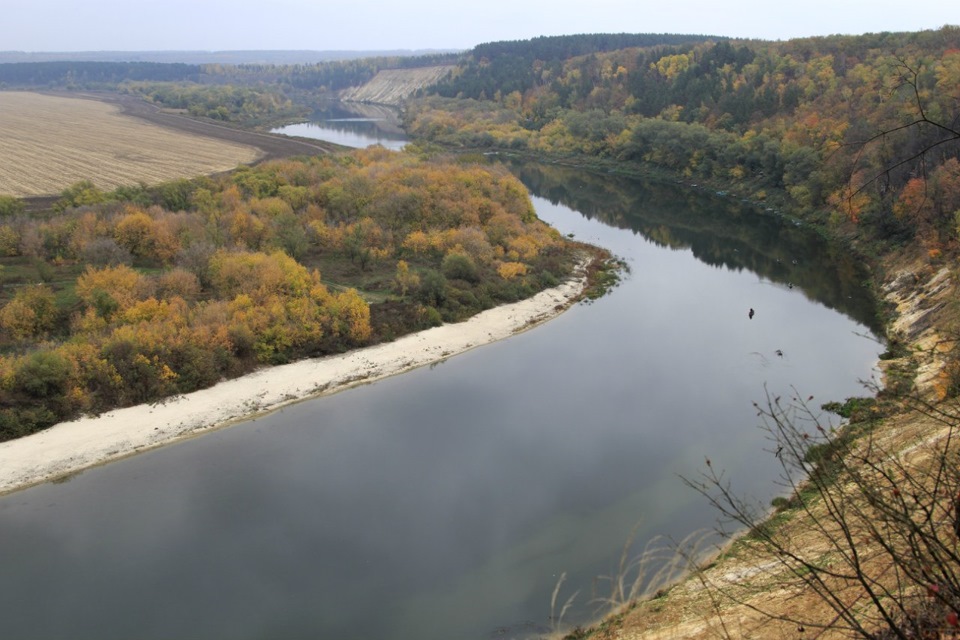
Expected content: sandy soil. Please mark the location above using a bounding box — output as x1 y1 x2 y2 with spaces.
592 259 958 640
0 266 587 495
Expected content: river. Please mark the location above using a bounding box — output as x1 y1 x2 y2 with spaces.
271 101 408 150
0 117 882 639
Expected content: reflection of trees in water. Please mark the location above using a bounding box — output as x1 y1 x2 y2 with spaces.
309 101 406 137
511 161 881 333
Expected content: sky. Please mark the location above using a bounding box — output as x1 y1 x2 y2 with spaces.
4 0 959 52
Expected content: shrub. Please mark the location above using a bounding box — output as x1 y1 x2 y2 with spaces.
686 389 960 638
415 269 448 307
0 195 24 218
441 251 480 283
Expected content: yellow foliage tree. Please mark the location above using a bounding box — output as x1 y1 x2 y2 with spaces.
76 264 149 316
394 260 420 296
497 261 528 279
0 285 56 341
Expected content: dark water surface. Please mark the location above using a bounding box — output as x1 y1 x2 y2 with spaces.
0 158 882 639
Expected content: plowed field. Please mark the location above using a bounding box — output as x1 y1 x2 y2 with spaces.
0 91 261 197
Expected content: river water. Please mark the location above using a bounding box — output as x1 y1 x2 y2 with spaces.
271 101 408 150
0 119 882 639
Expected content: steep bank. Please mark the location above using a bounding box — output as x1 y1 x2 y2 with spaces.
339 66 454 106
581 254 958 639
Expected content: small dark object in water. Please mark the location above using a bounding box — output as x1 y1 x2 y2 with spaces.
775 349 783 358
748 308 755 319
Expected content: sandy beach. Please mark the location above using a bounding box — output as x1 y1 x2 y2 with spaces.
0 266 588 495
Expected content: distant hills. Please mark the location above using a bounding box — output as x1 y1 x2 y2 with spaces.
0 50 460 65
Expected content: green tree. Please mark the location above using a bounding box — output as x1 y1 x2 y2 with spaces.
441 251 480 283
0 195 24 217
54 180 106 211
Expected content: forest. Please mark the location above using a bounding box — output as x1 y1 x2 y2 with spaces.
0 150 584 441
1 26 960 639
411 27 960 261
2 28 957 440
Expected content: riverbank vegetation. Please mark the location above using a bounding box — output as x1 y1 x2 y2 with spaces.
402 27 960 638
2 25 960 637
120 82 309 127
0 149 585 441
409 27 960 256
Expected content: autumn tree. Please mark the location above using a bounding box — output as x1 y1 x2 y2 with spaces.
113 207 179 263
0 285 57 342
394 260 420 296
0 150 580 440
75 264 151 322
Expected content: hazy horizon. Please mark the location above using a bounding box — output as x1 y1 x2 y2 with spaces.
5 0 958 53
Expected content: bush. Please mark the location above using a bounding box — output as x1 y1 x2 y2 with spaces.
14 351 73 400
0 195 24 218
415 269 448 307
441 251 480 283
82 237 133 267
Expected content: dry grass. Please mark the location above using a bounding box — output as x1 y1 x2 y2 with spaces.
0 91 260 197
596 409 953 640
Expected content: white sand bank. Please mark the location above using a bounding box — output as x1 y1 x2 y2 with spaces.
0 267 588 494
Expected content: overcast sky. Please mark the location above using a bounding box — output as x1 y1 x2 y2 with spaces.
4 0 958 52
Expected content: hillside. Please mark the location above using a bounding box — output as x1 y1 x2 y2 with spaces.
338 65 455 105
412 27 960 255
403 29 960 639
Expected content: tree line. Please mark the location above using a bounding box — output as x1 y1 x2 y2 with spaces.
433 33 724 101
0 61 203 87
408 27 960 255
0 53 459 95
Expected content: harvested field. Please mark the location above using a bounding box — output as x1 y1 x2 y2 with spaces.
0 91 262 197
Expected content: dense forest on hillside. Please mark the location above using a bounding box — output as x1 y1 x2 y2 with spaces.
410 27 960 259
0 150 583 441
434 33 723 100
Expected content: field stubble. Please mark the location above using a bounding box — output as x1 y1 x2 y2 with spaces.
0 91 261 197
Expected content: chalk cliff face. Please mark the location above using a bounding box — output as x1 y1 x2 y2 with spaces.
339 66 454 105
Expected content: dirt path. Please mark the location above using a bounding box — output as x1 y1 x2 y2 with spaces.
93 92 340 160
